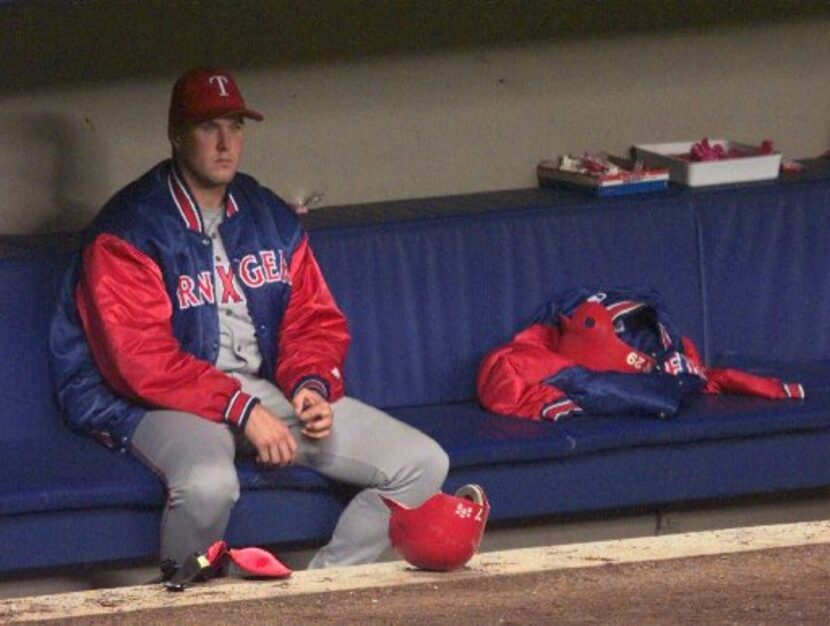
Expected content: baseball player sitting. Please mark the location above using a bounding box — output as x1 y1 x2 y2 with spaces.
49 67 449 572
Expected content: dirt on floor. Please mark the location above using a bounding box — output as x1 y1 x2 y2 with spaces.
22 543 830 626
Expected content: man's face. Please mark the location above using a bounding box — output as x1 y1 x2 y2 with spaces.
174 115 244 192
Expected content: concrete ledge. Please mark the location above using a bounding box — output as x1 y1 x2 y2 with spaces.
2 520 828 624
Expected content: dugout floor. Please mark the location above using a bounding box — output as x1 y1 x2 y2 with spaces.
3 487 829 603
3 519 830 624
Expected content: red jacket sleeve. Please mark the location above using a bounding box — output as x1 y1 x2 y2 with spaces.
704 368 805 399
275 235 350 401
76 234 259 430
682 337 804 400
476 324 581 421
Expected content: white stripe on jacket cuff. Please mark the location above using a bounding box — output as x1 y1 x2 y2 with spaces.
225 389 260 431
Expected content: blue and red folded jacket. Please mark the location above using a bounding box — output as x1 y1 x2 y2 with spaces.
477 287 805 421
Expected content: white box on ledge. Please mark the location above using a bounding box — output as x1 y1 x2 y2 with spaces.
633 140 782 187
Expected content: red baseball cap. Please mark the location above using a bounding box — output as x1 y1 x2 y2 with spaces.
168 67 263 131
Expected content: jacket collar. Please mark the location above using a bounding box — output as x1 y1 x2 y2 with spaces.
167 162 240 234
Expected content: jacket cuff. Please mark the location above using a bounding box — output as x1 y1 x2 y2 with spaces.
225 390 260 431
292 375 330 400
541 398 581 421
783 382 805 399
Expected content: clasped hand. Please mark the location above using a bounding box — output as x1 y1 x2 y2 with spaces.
243 388 333 467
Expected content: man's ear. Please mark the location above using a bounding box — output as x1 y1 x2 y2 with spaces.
169 125 186 151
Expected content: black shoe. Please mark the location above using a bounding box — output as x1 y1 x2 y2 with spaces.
163 553 215 592
144 558 179 585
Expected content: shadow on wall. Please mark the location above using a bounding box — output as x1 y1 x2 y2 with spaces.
0 113 106 233
1 0 828 94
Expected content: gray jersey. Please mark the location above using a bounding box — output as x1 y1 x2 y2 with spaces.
202 207 263 376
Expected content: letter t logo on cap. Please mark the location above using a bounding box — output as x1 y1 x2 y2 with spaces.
209 75 230 97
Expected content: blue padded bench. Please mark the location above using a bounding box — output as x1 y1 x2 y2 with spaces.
2 162 830 574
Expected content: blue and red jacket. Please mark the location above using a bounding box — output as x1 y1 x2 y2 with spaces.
477 287 805 421
49 160 349 452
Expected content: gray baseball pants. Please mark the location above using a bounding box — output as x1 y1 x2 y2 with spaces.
130 373 449 569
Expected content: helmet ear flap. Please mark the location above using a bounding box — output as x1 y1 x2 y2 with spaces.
454 483 487 507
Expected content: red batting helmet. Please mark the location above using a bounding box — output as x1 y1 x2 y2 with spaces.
382 484 490 571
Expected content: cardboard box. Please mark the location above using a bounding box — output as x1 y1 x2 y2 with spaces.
537 158 669 197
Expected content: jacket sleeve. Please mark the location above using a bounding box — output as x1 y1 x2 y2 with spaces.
476 324 582 421
275 235 350 401
704 368 805 399
681 337 805 399
75 234 259 430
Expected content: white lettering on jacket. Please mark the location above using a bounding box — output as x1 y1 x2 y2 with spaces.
176 250 291 310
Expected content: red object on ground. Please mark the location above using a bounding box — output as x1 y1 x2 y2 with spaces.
205 540 292 578
382 485 490 572
228 547 292 578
